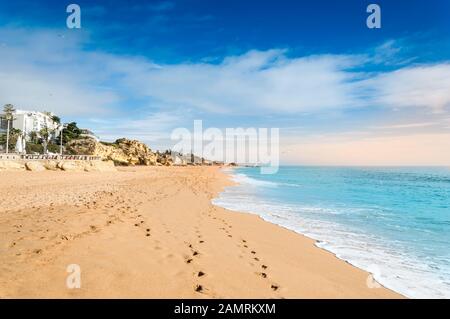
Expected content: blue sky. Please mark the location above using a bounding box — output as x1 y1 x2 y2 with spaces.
1 0 450 164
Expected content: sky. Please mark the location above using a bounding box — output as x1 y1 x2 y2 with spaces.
0 0 450 165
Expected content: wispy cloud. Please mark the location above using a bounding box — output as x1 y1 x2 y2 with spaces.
0 28 120 116
1 27 450 163
369 39 417 66
124 48 450 115
371 122 437 130
124 50 367 114
364 63 450 112
89 111 186 142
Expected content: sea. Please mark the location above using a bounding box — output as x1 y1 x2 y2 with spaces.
212 166 450 298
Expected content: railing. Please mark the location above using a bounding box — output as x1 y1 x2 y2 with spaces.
0 154 21 160
0 154 101 161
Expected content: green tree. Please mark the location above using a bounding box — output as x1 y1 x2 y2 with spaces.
51 115 61 125
0 128 21 152
2 104 15 153
28 131 39 144
62 122 81 143
39 126 54 154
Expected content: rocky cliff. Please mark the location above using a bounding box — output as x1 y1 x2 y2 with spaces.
66 138 166 166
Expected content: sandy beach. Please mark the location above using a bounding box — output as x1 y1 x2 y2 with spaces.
0 166 402 298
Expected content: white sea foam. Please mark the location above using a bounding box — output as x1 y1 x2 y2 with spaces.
213 171 450 299
230 173 302 188
231 173 279 187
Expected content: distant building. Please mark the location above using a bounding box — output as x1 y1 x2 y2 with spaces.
0 109 62 153
0 117 7 134
170 151 204 166
1 109 61 138
79 129 100 142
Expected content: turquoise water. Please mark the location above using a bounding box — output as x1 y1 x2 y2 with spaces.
213 166 450 298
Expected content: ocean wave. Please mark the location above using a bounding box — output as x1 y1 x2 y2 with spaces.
213 170 450 299
231 173 279 187
230 172 301 188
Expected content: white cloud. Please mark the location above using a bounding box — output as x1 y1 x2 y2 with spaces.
0 28 122 116
370 39 416 66
1 27 450 158
2 28 450 119
124 50 366 114
371 122 437 130
111 47 450 116
365 64 450 112
86 111 186 148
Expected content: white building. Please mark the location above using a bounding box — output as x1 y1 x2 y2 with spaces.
13 110 61 136
79 129 100 142
0 109 62 153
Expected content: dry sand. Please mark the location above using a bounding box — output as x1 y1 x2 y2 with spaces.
0 166 402 298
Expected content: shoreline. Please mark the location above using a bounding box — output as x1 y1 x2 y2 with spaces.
215 167 407 298
215 167 405 298
0 166 402 298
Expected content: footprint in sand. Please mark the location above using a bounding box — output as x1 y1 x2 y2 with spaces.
195 284 203 293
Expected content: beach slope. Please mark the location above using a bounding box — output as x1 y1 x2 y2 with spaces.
0 166 401 298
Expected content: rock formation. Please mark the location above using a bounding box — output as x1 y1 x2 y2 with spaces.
0 161 25 171
0 160 116 172
25 161 46 172
66 138 160 166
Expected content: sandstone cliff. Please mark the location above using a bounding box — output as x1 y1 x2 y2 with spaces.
66 138 163 166
0 160 116 172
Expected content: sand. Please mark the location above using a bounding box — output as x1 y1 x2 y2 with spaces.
0 166 402 298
